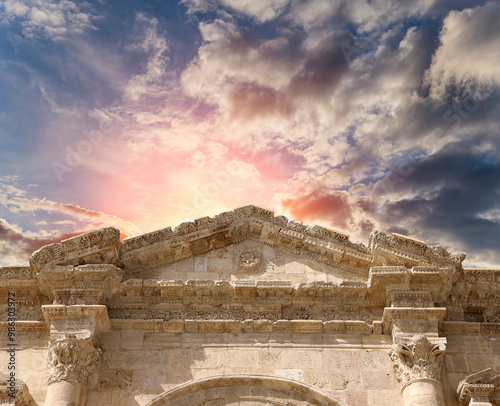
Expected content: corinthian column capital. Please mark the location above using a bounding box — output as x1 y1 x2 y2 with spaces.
47 334 101 386
389 334 447 388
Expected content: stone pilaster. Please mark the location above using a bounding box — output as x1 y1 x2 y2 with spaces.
389 334 447 406
36 264 121 406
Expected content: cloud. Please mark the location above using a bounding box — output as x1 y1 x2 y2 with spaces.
425 1 500 100
2 0 500 269
1 0 97 41
123 14 171 102
373 142 500 264
182 0 289 22
0 179 141 247
0 217 83 266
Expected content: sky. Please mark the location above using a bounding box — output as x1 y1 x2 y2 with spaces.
0 0 499 268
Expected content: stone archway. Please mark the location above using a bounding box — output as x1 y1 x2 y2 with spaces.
145 374 347 406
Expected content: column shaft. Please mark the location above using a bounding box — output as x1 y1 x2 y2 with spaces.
44 380 83 406
402 378 446 406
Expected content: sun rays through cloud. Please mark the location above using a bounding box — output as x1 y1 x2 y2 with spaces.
1 0 499 267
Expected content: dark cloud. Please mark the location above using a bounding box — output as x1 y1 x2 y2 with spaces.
376 142 500 263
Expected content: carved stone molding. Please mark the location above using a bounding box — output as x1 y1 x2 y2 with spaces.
42 304 110 336
109 318 374 334
37 264 123 305
457 368 500 406
47 335 101 386
144 374 345 406
382 307 446 335
30 227 121 273
0 375 34 406
388 290 434 308
369 231 465 268
389 335 447 388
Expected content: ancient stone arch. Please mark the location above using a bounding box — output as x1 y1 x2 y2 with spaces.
145 374 348 406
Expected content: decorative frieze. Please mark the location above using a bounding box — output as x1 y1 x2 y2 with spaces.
109 318 373 333
47 335 101 385
388 290 434 308
389 335 446 388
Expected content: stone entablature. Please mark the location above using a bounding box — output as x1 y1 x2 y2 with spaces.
1 202 499 334
1 270 500 330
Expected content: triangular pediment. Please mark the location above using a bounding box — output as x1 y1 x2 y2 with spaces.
135 239 367 284
29 205 465 283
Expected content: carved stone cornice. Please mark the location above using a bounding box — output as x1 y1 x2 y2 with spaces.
29 227 121 273
368 266 457 304
457 368 500 406
37 264 123 305
120 206 371 276
448 269 500 322
387 290 434 308
389 335 446 389
0 375 34 406
47 335 101 386
25 206 465 281
0 267 35 282
369 231 466 268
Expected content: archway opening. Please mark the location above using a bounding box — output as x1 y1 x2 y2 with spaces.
146 374 347 406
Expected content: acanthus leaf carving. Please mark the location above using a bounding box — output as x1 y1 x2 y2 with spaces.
389 335 446 388
47 335 101 386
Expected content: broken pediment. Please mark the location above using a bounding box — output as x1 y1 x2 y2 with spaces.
29 205 465 282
